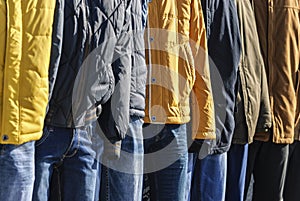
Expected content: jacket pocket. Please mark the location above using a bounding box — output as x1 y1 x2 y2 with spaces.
96 58 115 105
35 126 53 147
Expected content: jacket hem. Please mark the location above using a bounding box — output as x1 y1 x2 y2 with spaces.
143 116 191 124
194 131 216 140
272 138 294 144
211 145 231 154
0 131 43 145
129 109 145 117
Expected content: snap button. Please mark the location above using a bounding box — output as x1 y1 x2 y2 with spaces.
151 116 156 121
2 135 9 141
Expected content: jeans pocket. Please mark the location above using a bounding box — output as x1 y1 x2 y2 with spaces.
35 126 53 147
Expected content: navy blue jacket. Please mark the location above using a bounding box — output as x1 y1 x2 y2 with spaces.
201 0 241 154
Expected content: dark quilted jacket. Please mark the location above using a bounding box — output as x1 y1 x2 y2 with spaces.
46 0 146 140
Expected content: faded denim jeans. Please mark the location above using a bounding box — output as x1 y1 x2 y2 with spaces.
100 116 144 201
143 123 188 201
0 141 35 201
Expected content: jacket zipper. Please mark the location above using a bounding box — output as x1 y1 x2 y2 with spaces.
267 0 274 138
146 12 152 122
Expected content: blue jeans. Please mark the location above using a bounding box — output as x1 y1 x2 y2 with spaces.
0 141 35 201
33 125 101 201
143 124 188 201
100 116 144 201
187 152 227 201
225 144 248 201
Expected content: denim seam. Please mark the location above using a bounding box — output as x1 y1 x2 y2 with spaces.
105 167 109 201
54 166 62 201
64 129 80 158
59 129 76 161
0 145 6 155
35 126 51 147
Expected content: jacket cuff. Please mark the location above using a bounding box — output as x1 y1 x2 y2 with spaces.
254 132 270 142
103 140 121 160
255 122 272 133
194 131 216 140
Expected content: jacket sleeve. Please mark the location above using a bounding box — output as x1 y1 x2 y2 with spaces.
190 0 215 140
98 0 132 142
48 0 64 106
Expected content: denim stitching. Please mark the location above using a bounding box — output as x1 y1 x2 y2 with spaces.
106 167 109 201
35 126 51 147
60 129 77 161
64 129 80 158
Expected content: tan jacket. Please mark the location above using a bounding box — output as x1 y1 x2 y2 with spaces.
251 0 300 143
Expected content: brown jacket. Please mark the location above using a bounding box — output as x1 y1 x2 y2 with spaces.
233 0 272 144
251 0 300 143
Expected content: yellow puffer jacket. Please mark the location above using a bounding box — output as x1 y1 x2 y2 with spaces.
145 0 215 139
0 0 55 144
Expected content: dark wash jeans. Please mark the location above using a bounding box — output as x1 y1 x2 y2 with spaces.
225 144 248 201
187 152 227 201
33 125 101 201
100 116 144 201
